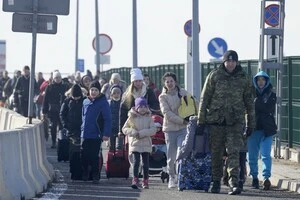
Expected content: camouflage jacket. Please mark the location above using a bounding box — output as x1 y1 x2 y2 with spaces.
197 64 255 128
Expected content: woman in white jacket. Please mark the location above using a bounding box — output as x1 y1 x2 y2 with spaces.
159 72 189 189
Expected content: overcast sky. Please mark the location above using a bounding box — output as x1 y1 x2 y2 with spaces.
0 0 299 75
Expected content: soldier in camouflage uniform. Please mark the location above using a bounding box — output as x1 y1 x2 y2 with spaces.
197 50 255 195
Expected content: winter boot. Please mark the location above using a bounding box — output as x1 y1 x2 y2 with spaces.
131 177 139 189
211 181 221 193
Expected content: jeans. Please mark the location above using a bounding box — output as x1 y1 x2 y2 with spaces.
164 128 187 177
247 130 273 179
132 152 150 179
35 103 42 119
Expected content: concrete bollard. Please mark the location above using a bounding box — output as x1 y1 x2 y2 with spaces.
284 147 289 160
0 130 36 199
0 109 9 130
35 122 55 180
0 107 54 199
23 125 48 193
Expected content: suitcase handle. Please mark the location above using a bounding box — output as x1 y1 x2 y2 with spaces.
192 126 208 156
112 134 126 159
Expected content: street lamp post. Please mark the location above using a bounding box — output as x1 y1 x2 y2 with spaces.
75 0 79 73
192 0 200 100
95 0 100 71
132 0 137 68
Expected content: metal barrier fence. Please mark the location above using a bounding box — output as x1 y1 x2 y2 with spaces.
101 56 300 146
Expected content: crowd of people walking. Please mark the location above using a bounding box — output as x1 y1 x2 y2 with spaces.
0 50 277 195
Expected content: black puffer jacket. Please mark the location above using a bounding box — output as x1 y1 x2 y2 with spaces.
42 82 68 114
60 96 84 135
253 71 277 137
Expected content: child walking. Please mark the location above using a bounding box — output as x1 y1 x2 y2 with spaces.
108 84 123 151
122 97 156 189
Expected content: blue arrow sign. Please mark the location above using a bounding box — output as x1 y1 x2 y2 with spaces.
207 37 227 58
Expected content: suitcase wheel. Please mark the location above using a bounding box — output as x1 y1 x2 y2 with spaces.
178 188 183 192
125 173 129 180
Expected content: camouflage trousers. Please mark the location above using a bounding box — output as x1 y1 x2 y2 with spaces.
209 123 244 187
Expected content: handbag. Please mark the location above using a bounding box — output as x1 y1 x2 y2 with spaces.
178 94 198 120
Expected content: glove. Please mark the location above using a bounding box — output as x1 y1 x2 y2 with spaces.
118 132 125 137
195 123 206 135
243 127 253 138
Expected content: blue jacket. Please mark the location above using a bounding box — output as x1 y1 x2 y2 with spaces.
81 94 112 139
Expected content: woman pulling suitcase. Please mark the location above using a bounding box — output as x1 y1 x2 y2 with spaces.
60 84 85 180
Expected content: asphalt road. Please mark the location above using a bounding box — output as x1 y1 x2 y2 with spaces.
35 142 300 200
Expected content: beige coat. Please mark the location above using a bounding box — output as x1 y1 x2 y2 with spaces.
122 108 156 153
159 87 188 132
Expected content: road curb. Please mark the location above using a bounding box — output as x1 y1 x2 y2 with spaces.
271 174 300 194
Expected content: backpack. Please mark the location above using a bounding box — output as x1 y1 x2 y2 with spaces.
178 93 198 121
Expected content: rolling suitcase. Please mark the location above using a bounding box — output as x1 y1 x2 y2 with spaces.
178 126 212 192
69 136 82 180
57 129 69 162
105 136 130 179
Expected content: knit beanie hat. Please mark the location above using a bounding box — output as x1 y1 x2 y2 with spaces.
130 68 144 82
89 80 101 91
71 84 82 97
53 71 61 78
135 97 148 109
110 84 122 94
223 50 238 63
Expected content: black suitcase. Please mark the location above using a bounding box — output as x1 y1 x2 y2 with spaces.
57 129 69 162
69 136 82 180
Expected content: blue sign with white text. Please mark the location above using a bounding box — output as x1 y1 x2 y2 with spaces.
77 59 84 72
207 37 227 58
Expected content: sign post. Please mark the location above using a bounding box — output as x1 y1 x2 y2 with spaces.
183 18 200 95
2 0 70 124
92 34 112 72
0 41 6 72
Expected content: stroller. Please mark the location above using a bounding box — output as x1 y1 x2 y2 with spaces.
149 115 169 183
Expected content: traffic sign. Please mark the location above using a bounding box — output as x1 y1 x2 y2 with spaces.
92 34 113 54
12 13 57 34
95 54 111 65
184 20 200 37
265 4 279 27
77 59 85 72
2 0 70 15
207 37 227 58
267 35 279 59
